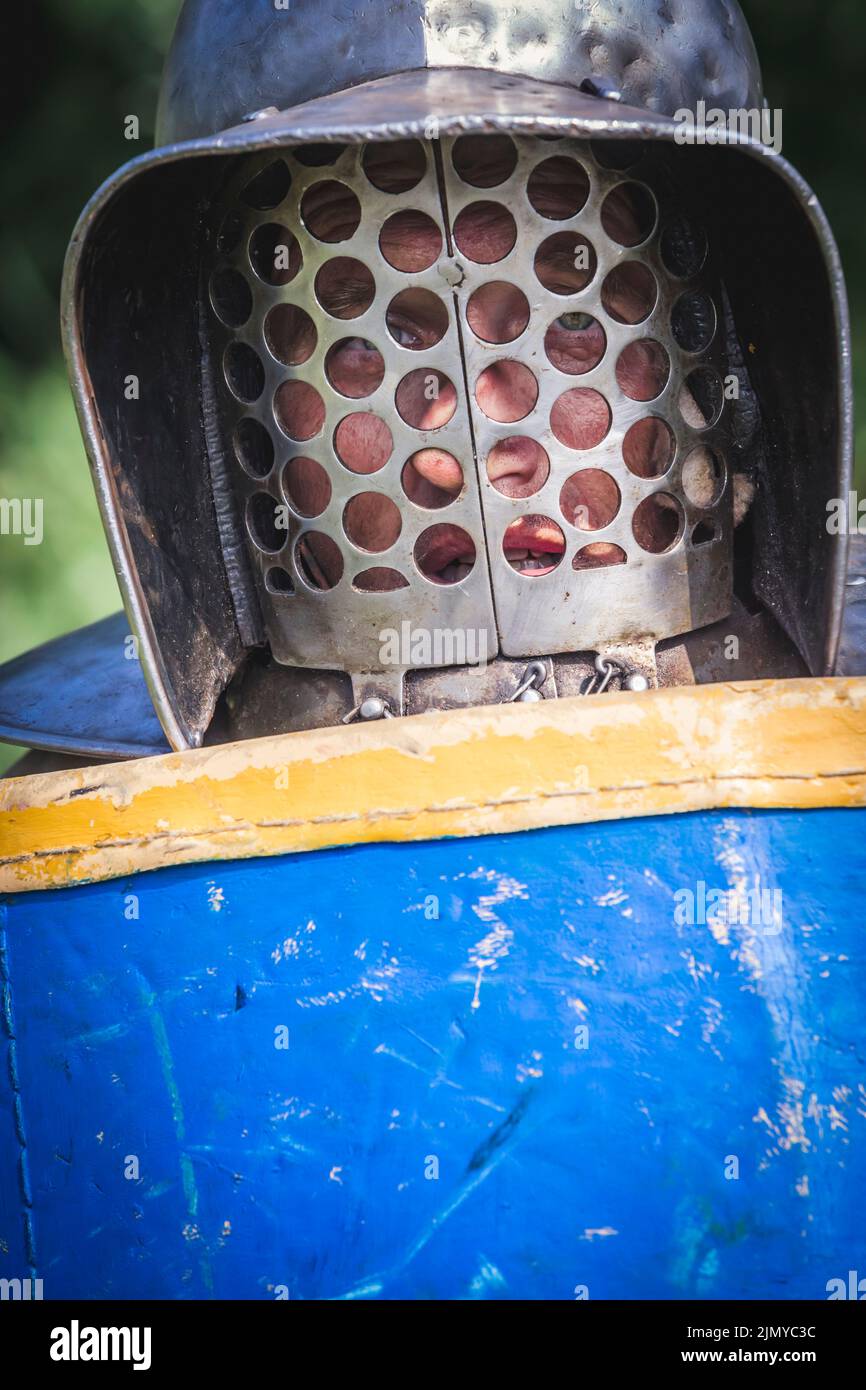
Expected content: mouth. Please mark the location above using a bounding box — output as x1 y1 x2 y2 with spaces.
503 515 565 576
414 524 477 584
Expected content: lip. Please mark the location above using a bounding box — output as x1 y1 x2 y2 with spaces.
416 524 476 582
503 515 564 576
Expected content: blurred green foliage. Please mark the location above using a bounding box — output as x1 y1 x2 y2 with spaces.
0 0 862 771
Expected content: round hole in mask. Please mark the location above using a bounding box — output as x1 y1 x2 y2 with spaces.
396 368 458 429
590 139 642 171
681 445 726 508
671 291 717 353
692 520 719 545
295 532 343 590
402 450 464 508
362 139 426 193
334 412 393 473
486 438 549 498
224 342 265 402
300 180 362 242
265 566 295 595
234 417 274 479
325 338 385 398
527 156 590 219
573 542 627 570
353 567 410 592
632 493 684 552
466 283 530 344
274 379 326 440
615 339 670 401
379 210 443 273
660 217 708 278
534 231 597 295
544 312 606 375
217 209 244 256
210 267 252 327
282 456 332 518
265 305 318 366
622 417 675 479
601 262 657 325
386 288 449 350
248 224 302 285
343 492 402 552
560 469 621 530
600 182 657 246
240 160 291 210
502 515 565 577
315 258 376 319
453 201 517 264
550 388 611 450
452 134 518 188
247 492 286 553
475 360 538 423
414 524 476 585
292 143 347 167
679 366 723 428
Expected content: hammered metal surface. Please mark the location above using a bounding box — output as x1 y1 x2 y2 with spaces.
207 135 732 673
159 0 763 145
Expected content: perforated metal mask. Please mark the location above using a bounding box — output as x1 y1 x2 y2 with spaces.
205 134 732 699
54 0 850 751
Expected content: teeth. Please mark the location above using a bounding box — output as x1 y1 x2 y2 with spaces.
507 554 556 573
438 556 474 581
505 548 529 560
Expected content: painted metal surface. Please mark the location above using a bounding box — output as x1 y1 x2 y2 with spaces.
0 613 169 761
1 807 864 1299
3 676 866 893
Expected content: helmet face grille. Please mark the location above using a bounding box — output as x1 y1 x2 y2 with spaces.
206 134 732 674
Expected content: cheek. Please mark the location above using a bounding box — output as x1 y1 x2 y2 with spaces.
335 413 393 473
632 494 682 552
397 377 458 429
553 392 611 450
326 342 385 398
560 474 617 530
289 458 331 515
544 322 606 375
615 341 669 402
475 363 537 422
347 498 398 551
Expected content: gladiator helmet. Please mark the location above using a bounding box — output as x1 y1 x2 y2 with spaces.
53 0 850 750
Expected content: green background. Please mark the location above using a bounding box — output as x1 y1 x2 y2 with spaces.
0 0 862 770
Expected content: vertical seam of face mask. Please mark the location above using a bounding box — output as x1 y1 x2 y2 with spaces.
431 136 501 647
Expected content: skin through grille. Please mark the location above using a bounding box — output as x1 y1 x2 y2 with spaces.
209 133 743 670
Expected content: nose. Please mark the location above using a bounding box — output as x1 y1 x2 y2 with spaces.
486 437 549 498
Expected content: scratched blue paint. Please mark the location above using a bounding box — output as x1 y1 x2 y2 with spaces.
0 807 864 1300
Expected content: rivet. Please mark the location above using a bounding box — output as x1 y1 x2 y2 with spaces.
359 696 387 720
242 106 280 123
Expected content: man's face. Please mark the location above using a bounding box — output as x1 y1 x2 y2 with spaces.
272 140 699 590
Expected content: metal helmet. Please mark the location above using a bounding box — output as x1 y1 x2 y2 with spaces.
48 0 848 752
